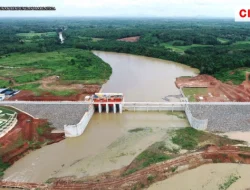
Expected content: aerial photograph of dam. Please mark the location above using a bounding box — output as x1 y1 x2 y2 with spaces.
0 0 250 190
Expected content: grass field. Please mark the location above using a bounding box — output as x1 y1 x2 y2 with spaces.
182 87 208 102
78 36 104 42
161 42 212 53
16 32 57 38
0 80 9 88
0 48 112 93
217 38 230 44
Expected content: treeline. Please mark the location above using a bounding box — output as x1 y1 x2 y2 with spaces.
1 18 250 76
75 40 250 74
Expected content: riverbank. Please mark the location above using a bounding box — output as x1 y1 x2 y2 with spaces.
2 112 189 183
0 106 64 178
148 163 250 190
0 49 111 101
176 74 250 102
2 133 249 189
93 51 198 101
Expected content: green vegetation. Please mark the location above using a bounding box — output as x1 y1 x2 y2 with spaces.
215 68 250 85
123 141 173 176
16 31 57 38
219 174 240 190
217 38 230 44
161 42 212 54
128 128 144 133
0 49 111 82
0 48 111 93
47 90 77 96
0 79 10 88
147 174 156 183
172 127 204 150
1 18 250 89
182 88 208 102
121 127 247 178
36 127 45 135
36 124 51 136
171 166 178 173
166 111 186 119
0 158 10 177
171 127 245 150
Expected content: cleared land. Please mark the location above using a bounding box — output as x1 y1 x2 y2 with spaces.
161 42 212 54
217 37 230 44
182 87 208 102
117 36 140 42
0 48 111 97
16 32 57 38
176 74 250 102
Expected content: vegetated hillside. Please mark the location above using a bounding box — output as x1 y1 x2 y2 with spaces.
0 18 250 83
0 48 112 93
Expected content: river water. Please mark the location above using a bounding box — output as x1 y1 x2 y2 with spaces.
93 51 199 101
3 52 197 183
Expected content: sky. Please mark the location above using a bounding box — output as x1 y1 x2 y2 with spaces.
0 0 249 18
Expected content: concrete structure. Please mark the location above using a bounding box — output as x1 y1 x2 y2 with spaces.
92 93 123 114
0 94 5 101
0 112 18 138
64 105 94 137
2 100 249 138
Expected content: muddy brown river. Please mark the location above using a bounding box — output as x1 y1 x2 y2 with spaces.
93 51 199 101
3 52 197 183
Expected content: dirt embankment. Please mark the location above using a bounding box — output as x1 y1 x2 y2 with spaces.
8 85 101 101
0 107 65 165
5 75 101 101
176 74 250 102
117 36 140 43
1 145 250 190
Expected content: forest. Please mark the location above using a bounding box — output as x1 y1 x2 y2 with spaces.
1 17 250 82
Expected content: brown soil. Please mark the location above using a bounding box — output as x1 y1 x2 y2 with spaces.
7 85 101 101
2 75 101 101
176 74 250 102
0 107 65 165
1 145 250 190
117 36 140 43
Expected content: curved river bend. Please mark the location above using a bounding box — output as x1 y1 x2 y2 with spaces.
93 51 199 101
3 52 198 183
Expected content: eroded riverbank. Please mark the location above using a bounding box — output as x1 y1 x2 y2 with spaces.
148 164 250 190
3 112 189 183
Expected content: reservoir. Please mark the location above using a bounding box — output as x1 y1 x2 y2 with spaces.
3 52 197 182
93 51 199 101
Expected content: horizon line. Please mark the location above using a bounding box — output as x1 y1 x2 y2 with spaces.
0 16 235 19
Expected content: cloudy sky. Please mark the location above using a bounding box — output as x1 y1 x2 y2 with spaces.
0 0 249 17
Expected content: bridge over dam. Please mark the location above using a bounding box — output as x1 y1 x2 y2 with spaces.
0 101 250 137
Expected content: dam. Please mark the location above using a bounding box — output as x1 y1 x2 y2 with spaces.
2 52 247 183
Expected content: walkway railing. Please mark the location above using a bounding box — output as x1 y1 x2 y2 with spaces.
1 101 250 105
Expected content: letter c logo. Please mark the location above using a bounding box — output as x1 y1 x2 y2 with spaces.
240 9 247 18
